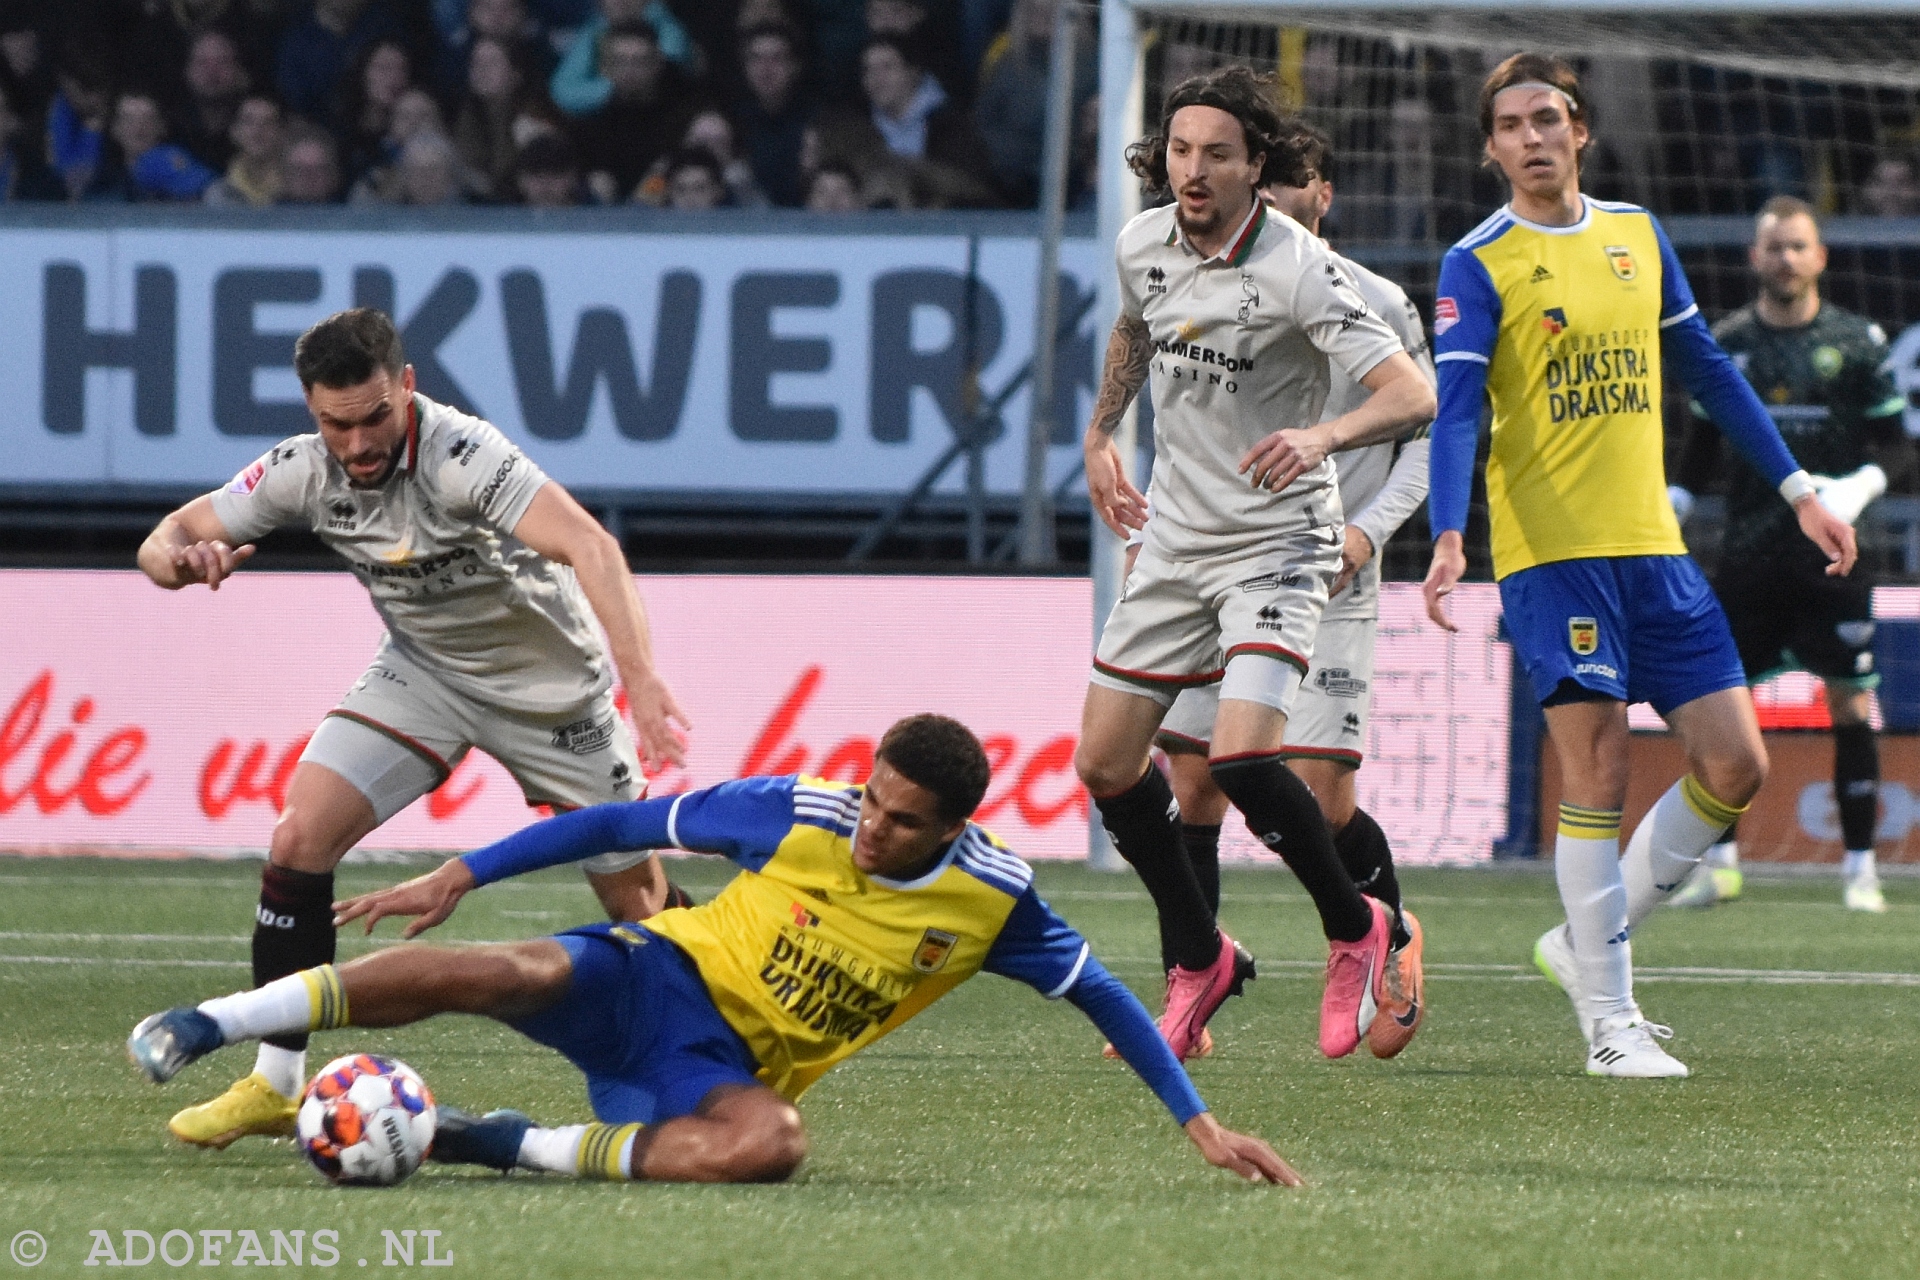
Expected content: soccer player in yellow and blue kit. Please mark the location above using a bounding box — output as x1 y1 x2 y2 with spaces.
129 715 1298 1186
1421 55 1857 1079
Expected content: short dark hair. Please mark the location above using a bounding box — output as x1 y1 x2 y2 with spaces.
1276 118 1332 184
516 130 578 176
1126 65 1300 194
741 21 802 58
293 309 405 390
1478 52 1586 140
875 714 991 824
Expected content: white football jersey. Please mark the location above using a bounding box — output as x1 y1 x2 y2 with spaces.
1116 199 1405 558
210 393 610 712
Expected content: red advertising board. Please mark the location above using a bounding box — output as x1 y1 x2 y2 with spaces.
0 571 1511 864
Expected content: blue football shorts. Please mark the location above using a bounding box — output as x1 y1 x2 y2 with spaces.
508 923 763 1125
1498 554 1746 717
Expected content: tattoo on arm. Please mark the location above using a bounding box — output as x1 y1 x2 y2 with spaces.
1090 315 1152 438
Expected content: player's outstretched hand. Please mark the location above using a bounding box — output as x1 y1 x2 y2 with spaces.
333 858 477 939
174 539 255 590
1184 1113 1304 1186
1239 424 1331 493
1795 494 1859 577
1330 525 1375 598
626 670 691 771
1422 530 1466 632
1084 432 1149 539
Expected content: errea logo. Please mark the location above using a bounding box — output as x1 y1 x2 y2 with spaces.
1146 266 1167 295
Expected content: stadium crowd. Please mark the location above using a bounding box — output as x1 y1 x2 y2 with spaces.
0 0 1100 210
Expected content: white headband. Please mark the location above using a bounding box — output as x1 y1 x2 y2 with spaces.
1496 81 1579 111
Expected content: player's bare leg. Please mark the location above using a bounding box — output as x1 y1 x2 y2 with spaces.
585 858 675 922
165 762 378 1147
1209 698 1387 1058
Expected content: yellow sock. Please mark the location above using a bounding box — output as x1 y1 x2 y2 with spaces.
575 1122 644 1180
298 965 349 1031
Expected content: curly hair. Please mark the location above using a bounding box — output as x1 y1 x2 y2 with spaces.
875 714 991 824
1125 65 1305 195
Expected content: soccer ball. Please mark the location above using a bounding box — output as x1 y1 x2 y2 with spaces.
295 1054 437 1186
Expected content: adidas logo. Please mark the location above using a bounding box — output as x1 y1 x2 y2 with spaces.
1591 1045 1626 1066
1530 265 1553 283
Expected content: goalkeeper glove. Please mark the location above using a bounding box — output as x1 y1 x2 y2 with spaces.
1811 463 1888 525
1667 485 1696 525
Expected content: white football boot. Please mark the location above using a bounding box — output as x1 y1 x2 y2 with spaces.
1532 923 1593 1042
1587 1013 1689 1079
1844 866 1888 913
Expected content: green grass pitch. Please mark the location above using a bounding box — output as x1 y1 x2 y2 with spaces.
2 856 1916 1278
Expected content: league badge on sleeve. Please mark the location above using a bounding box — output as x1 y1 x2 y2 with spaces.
227 458 266 495
912 928 959 974
1568 617 1599 656
1433 297 1459 334
1604 245 1637 280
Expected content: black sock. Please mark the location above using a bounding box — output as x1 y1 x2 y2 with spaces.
253 865 337 1053
1211 754 1371 943
1158 823 1223 973
1094 767 1218 972
1835 722 1880 851
1334 807 1408 950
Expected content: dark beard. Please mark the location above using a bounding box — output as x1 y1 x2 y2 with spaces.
1174 201 1223 239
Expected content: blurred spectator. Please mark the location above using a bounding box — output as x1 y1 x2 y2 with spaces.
0 7 55 135
453 35 540 198
112 0 282 94
973 0 1093 206
572 19 701 201
277 0 402 120
0 76 60 200
1862 155 1920 217
513 128 582 205
837 32 997 206
802 0 866 106
88 89 217 201
174 29 252 171
549 0 696 116
431 0 553 91
281 119 342 201
731 20 811 206
659 145 726 209
46 47 114 198
383 129 466 204
865 0 965 104
203 93 283 206
804 160 860 210
350 85 449 199
336 37 415 184
679 108 764 205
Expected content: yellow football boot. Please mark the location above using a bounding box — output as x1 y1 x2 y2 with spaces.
167 1073 298 1149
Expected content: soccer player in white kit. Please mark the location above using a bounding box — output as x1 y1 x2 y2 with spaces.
135 309 692 1147
1129 120 1434 1059
1072 68 1436 1062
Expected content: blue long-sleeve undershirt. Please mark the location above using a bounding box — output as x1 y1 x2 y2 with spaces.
461 800 671 884
1063 957 1207 1125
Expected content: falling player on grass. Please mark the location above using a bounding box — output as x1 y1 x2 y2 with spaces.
1118 119 1434 1061
129 715 1301 1187
135 309 692 1147
1668 196 1913 912
1423 55 1856 1077
1073 67 1436 1063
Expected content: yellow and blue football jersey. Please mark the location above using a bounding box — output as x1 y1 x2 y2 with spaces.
455 775 1202 1115
1430 199 1691 578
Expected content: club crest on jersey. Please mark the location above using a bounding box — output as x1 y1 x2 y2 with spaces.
912 928 959 973
1238 271 1260 324
1433 297 1459 334
228 459 266 495
1568 617 1599 656
1604 245 1637 280
1813 345 1844 378
1540 307 1568 336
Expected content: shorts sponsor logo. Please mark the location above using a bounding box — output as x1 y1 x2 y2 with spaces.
227 459 266 495
550 712 616 756
1314 667 1367 698
1837 620 1876 648
1237 572 1302 593
912 927 959 973
1568 616 1599 655
256 905 295 929
1604 245 1636 280
1433 297 1459 334
1574 661 1619 679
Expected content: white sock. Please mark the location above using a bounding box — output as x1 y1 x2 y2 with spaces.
252 1044 306 1100
1706 840 1739 871
1843 849 1876 881
518 1125 587 1174
199 973 319 1043
1623 775 1747 927
1556 804 1634 1029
